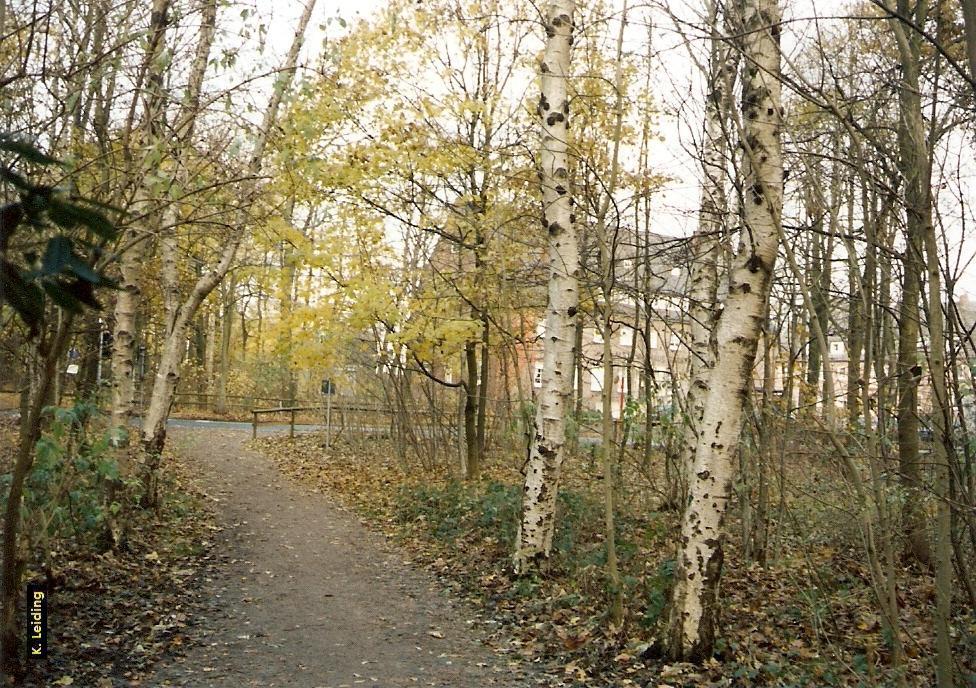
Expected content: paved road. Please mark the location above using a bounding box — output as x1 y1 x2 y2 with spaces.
166 418 325 436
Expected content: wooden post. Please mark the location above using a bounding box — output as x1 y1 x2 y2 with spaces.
252 410 258 440
325 394 332 450
290 408 295 438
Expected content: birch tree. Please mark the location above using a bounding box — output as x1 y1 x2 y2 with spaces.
139 0 317 506
592 0 627 624
675 0 729 505
666 0 783 660
109 0 173 442
513 0 579 574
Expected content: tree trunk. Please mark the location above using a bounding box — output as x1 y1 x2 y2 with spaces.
892 0 931 569
667 0 782 660
600 322 622 623
676 0 727 504
890 2 954 680
476 317 490 469
204 304 216 395
216 278 235 414
595 0 629 624
109 0 172 444
0 317 73 678
962 0 976 83
513 0 578 574
138 0 316 506
463 341 479 479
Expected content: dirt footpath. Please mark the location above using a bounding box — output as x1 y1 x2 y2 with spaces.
150 429 540 688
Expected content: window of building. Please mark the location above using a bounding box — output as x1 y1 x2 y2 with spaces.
830 341 845 358
592 328 604 344
669 333 680 351
590 367 604 392
649 330 659 349
619 326 633 347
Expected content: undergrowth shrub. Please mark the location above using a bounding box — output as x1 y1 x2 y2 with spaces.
0 402 125 559
394 479 609 571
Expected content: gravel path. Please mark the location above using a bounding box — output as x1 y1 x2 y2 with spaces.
150 429 540 688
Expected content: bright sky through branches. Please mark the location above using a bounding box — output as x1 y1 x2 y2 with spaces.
259 0 976 295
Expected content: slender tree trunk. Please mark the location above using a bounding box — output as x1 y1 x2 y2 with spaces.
570 318 584 455
666 0 782 660
204 304 216 395
1 316 73 678
962 0 976 82
160 204 180 336
890 2 955 680
514 0 578 574
109 0 172 444
892 0 932 569
590 0 628 623
804 223 823 408
677 0 727 504
463 341 479 478
476 317 490 465
138 0 316 505
216 278 235 414
600 321 622 623
753 307 773 565
924 197 955 688
845 171 864 422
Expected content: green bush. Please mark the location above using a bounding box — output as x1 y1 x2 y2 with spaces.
474 482 521 546
641 558 675 629
394 481 470 541
553 488 601 558
12 402 122 544
394 480 610 573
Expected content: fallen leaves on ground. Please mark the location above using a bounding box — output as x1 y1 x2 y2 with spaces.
253 431 975 687
1 418 219 688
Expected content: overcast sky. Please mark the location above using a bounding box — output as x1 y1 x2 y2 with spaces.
251 0 976 295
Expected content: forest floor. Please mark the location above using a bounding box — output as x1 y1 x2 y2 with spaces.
148 428 545 687
248 431 976 688
5 419 973 687
0 417 218 688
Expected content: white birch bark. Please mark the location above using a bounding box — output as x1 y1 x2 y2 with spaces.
513 0 578 574
676 0 728 501
667 0 782 660
139 0 317 504
160 203 181 336
109 0 172 442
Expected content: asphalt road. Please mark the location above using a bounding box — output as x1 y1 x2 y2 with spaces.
166 418 325 436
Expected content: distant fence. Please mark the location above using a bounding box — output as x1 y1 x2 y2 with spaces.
249 399 409 440
164 392 301 417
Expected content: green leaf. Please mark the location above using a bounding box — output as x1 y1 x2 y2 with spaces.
65 253 103 285
96 458 120 481
0 260 44 333
46 198 117 240
64 279 102 309
0 166 33 191
41 280 85 314
0 137 60 166
41 236 73 274
0 202 23 240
